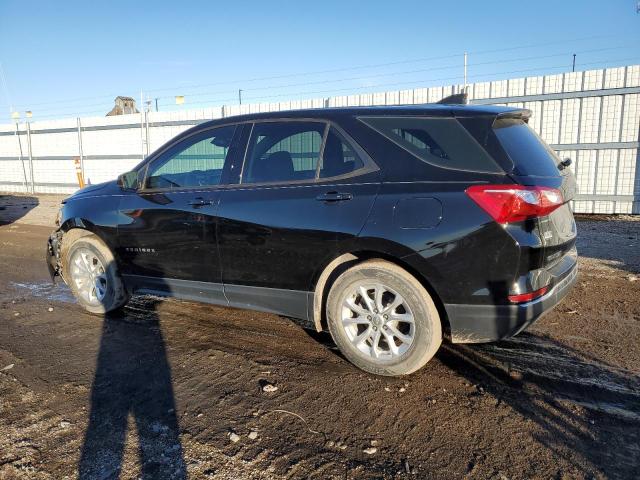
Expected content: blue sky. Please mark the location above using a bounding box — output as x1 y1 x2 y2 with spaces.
0 0 639 122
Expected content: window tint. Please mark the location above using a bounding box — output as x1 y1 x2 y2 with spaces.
319 128 365 178
146 125 236 189
493 118 561 177
243 122 324 183
361 117 502 173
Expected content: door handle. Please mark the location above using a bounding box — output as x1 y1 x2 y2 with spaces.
316 191 353 202
188 198 213 208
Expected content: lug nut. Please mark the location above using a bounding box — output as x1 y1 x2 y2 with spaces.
367 315 372 320
383 314 388 319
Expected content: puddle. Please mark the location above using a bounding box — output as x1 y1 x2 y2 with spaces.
10 281 76 304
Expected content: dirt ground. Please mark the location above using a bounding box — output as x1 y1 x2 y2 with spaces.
0 198 639 479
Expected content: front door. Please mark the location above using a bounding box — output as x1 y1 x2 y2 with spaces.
116 124 241 295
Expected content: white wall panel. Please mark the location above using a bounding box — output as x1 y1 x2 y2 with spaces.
525 76 544 95
563 72 583 92
579 97 601 143
1 64 639 214
594 150 618 195
559 99 580 144
604 67 626 89
620 94 640 142
599 95 623 143
541 100 561 144
544 74 563 94
507 78 525 97
575 150 597 196
583 69 604 90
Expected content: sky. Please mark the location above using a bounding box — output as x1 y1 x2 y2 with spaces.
0 0 639 122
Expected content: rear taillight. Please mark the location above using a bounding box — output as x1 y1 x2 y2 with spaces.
508 286 549 303
465 184 563 224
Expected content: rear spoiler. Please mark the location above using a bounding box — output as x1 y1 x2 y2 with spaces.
437 93 469 105
495 109 532 122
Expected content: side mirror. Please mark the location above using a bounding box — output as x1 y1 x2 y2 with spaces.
117 171 139 190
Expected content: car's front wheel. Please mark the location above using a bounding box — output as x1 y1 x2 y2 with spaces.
326 259 442 376
63 232 129 314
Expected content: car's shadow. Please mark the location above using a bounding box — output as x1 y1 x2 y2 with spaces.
438 334 640 478
305 321 640 478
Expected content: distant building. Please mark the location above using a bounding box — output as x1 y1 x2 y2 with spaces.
106 96 139 116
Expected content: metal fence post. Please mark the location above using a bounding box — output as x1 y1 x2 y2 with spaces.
14 122 29 192
26 121 35 193
145 109 150 157
77 117 85 179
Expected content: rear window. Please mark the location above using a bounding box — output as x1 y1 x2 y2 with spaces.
493 118 561 177
360 116 503 173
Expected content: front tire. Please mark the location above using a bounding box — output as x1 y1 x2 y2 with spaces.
63 233 129 314
326 259 441 376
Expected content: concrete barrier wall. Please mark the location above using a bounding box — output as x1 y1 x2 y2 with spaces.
1 65 639 214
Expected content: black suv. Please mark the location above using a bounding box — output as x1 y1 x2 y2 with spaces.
47 104 577 376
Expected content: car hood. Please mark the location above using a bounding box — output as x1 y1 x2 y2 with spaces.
64 180 121 201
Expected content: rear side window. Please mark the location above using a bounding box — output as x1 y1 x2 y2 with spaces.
319 127 364 178
493 118 561 177
361 116 502 173
243 122 325 183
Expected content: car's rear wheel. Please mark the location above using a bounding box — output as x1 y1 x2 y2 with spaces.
63 233 128 314
326 259 441 376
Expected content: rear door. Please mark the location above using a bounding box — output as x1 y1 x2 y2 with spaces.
216 120 380 318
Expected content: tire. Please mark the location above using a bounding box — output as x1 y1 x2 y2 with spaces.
63 233 129 314
326 259 442 376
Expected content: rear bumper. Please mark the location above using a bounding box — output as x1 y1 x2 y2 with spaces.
444 261 578 344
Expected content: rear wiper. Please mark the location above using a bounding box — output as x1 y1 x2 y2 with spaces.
558 158 572 170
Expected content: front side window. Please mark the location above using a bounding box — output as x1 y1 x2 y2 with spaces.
145 125 237 189
243 122 325 184
361 116 502 173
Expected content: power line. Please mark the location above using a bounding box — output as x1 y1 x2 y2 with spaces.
11 33 618 109
31 44 630 116
143 34 616 95
21 56 640 121
165 56 640 109
153 45 629 104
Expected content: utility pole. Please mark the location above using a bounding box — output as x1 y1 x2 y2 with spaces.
238 89 243 105
463 52 468 94
155 97 159 112
572 54 576 72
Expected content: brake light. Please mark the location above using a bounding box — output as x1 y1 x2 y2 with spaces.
508 286 549 303
465 184 563 224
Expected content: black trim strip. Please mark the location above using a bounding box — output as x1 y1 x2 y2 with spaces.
121 274 312 323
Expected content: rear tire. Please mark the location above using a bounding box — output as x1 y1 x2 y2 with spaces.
63 233 129 314
326 259 441 376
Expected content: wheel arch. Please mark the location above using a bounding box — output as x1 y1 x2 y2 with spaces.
58 219 117 277
60 218 116 251
311 249 451 336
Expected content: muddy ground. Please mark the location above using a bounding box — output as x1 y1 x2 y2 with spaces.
0 205 639 479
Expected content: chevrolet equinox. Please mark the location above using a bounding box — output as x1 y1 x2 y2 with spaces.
47 104 578 376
